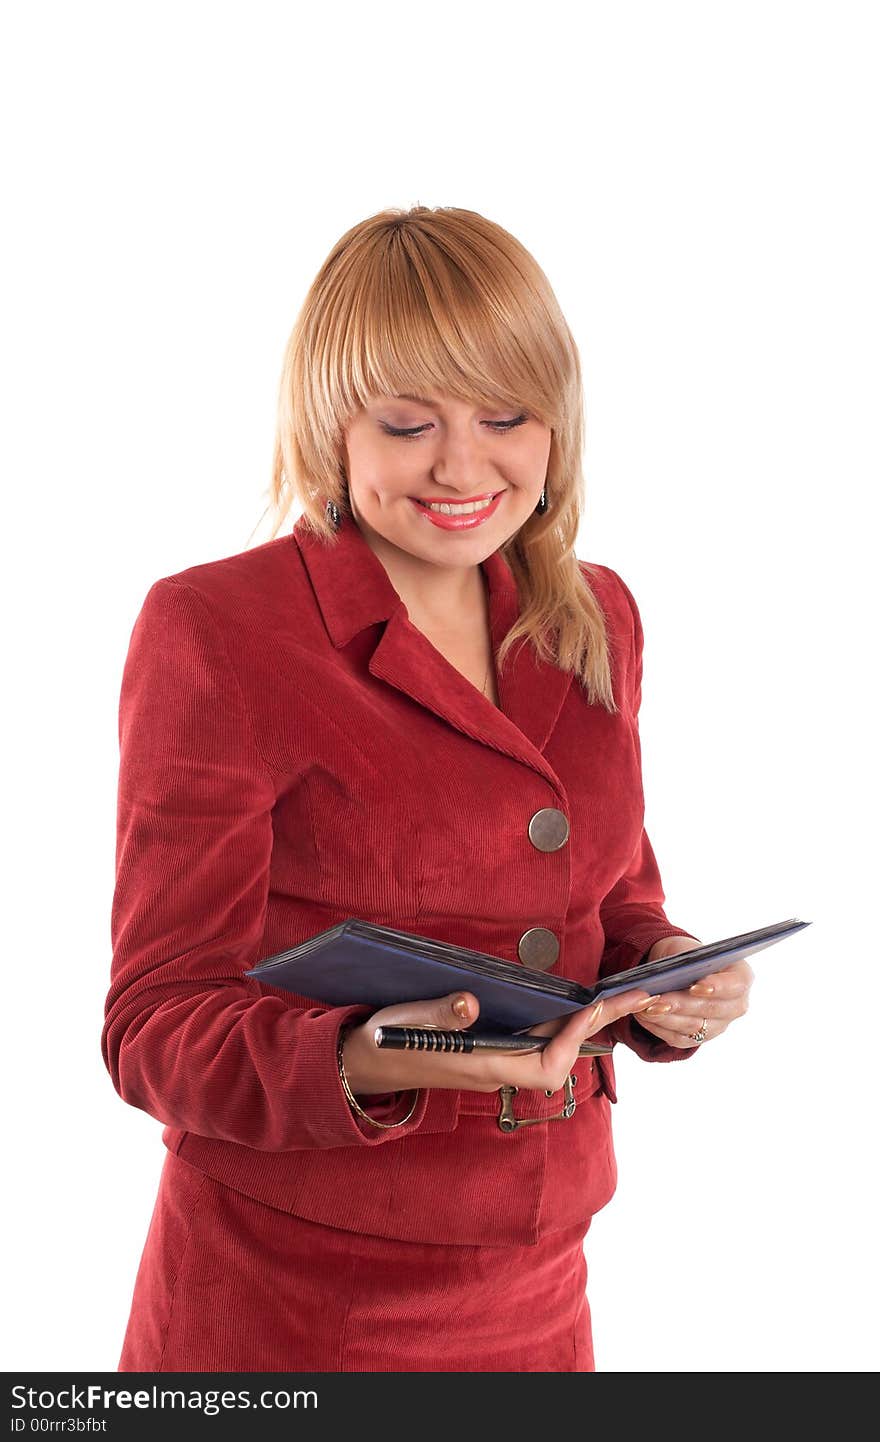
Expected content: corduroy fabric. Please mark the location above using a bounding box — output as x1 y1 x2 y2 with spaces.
104 514 700 1367
118 1149 594 1373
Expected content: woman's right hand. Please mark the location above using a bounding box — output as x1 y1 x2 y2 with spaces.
340 986 658 1098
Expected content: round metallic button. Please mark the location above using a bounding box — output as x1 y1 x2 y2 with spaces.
517 927 560 971
527 807 570 852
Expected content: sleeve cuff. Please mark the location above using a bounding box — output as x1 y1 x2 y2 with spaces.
602 922 702 976
602 924 703 1064
288 1002 461 1147
610 1014 703 1063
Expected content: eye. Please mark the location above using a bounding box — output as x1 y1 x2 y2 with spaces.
379 413 529 441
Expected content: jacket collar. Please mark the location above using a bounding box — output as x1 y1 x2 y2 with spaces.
292 513 573 789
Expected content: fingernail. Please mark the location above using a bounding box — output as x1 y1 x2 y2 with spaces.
690 985 714 997
452 995 470 1019
585 1000 603 1028
643 1002 673 1015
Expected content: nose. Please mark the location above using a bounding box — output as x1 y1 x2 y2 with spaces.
430 423 497 493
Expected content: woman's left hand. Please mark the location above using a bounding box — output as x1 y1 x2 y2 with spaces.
633 935 754 1049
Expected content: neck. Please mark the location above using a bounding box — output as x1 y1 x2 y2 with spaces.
356 519 487 626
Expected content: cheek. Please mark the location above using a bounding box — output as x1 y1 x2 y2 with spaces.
348 450 418 509
506 433 550 481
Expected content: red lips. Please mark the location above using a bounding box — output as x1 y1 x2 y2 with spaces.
409 492 504 531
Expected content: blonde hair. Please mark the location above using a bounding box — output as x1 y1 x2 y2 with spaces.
262 205 616 711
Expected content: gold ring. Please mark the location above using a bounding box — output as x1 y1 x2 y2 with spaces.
689 1019 709 1044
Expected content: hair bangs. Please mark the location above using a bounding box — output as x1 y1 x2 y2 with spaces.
329 222 562 430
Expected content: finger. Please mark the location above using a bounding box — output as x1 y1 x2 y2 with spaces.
643 960 755 1006
524 1016 567 1039
526 992 653 1089
536 990 653 1070
687 961 755 1000
370 990 481 1031
648 1015 725 1042
645 978 747 1007
642 963 753 1014
525 987 655 1047
587 989 656 1032
632 1017 707 1049
641 995 745 1028
639 1004 740 1046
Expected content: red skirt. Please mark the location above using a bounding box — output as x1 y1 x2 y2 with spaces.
118 1150 594 1373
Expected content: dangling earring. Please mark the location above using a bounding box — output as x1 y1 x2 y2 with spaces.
326 498 342 530
535 486 548 515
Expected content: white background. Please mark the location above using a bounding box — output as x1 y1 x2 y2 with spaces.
2 0 877 1375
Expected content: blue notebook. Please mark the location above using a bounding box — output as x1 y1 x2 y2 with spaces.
245 916 811 1032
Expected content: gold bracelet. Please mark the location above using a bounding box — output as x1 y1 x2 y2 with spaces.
337 1027 420 1130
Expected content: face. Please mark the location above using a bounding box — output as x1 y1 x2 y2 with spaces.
340 391 553 574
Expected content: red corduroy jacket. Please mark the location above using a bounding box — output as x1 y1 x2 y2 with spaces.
102 514 699 1247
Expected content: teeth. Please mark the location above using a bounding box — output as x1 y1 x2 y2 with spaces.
423 496 495 515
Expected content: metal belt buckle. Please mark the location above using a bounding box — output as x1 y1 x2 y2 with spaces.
497 1073 577 1133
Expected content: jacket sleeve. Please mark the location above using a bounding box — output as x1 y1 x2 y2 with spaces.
597 569 702 1063
102 577 445 1149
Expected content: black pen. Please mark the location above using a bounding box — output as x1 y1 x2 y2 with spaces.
373 1025 612 1056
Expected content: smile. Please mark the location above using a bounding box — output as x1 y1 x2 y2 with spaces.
409 492 504 530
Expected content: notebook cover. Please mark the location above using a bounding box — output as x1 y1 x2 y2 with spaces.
245 917 811 1031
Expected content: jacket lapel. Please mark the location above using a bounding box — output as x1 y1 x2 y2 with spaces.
293 514 573 790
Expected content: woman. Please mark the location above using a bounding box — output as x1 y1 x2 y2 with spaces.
103 204 753 1373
